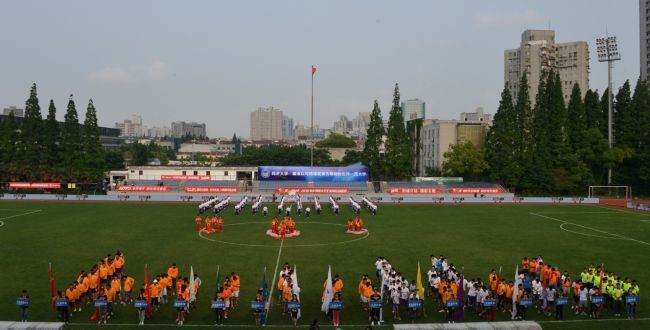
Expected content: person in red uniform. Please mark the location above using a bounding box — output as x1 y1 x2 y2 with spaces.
195 215 203 231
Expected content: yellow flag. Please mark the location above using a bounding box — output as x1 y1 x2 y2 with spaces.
416 262 425 299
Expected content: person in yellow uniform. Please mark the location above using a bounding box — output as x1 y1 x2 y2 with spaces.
333 274 344 295
123 274 135 304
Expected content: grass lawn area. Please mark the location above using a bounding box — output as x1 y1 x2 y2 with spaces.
0 201 648 329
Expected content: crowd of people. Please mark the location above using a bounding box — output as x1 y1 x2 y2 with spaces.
196 214 224 234
346 217 366 233
268 216 299 239
277 264 302 326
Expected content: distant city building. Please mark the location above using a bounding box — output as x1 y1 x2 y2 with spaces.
171 121 207 138
115 115 145 137
282 115 295 140
351 112 371 136
460 107 493 124
505 30 589 104
2 106 24 117
641 0 650 81
295 124 324 140
401 99 425 124
332 115 353 134
148 126 171 138
250 107 283 140
418 119 491 176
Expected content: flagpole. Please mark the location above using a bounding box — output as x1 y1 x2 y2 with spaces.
310 65 314 167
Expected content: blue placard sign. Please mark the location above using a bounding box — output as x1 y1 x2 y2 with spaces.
520 298 533 306
212 300 226 309
134 300 147 308
329 301 344 310
174 300 187 308
556 297 569 305
16 298 29 307
287 302 301 309
626 296 639 304
94 299 107 308
483 298 496 307
55 299 69 307
251 301 265 311
408 300 423 309
369 301 383 309
446 299 458 308
591 296 605 304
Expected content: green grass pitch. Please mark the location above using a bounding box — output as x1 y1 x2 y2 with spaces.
0 201 649 329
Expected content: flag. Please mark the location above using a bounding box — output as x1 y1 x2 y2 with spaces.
189 266 196 303
48 263 56 310
144 264 152 318
261 267 268 325
215 265 221 294
321 265 333 313
511 265 519 319
312 66 317 76
416 262 425 299
292 264 302 319
457 271 465 321
598 264 605 292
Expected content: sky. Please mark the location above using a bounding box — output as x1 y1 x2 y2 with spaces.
0 0 640 138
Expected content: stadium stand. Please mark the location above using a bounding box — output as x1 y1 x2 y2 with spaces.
258 181 309 191
313 181 369 191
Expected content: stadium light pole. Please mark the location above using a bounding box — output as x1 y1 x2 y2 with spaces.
595 36 621 185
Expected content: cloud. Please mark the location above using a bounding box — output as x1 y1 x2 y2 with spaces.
471 9 545 28
89 66 131 82
89 60 170 82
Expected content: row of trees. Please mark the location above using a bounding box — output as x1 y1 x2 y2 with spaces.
0 84 105 183
362 84 413 181
484 71 650 195
220 144 362 166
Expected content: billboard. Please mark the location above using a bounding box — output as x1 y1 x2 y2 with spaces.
258 164 368 182
9 182 61 189
161 175 211 180
116 186 171 192
387 187 441 194
274 187 350 194
184 187 239 193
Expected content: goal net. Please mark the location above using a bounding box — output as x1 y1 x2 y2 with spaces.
588 186 631 200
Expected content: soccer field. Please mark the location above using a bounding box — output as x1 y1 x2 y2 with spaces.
0 201 649 330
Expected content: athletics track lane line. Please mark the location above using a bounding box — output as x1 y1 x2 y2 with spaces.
529 212 650 246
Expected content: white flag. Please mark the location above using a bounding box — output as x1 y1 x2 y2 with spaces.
511 265 519 319
321 266 333 313
292 265 302 319
189 266 196 303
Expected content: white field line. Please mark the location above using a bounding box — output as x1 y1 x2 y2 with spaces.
594 204 650 216
265 238 284 324
0 209 42 228
529 212 650 246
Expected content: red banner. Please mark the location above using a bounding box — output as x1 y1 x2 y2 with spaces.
116 186 171 192
386 187 441 194
183 187 239 193
274 187 350 194
450 188 501 194
160 175 211 180
9 182 61 189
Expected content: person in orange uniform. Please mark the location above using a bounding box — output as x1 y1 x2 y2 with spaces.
282 283 294 314
220 282 234 317
150 280 161 311
176 284 189 325
230 273 241 307
504 281 515 313
114 252 125 278
271 218 279 234
216 217 224 232
347 219 354 231
110 276 121 303
521 257 530 276
288 218 295 234
123 274 135 303
167 263 179 293
195 215 203 231
332 274 344 295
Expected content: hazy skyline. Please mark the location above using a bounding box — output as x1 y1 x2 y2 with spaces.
0 0 639 137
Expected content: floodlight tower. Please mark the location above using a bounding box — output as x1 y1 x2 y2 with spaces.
595 36 621 185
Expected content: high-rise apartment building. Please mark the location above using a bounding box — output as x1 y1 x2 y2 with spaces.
460 107 493 124
332 115 353 134
115 115 145 137
505 30 589 104
250 107 283 140
147 126 171 138
282 115 295 140
401 99 425 124
641 0 650 81
171 121 206 138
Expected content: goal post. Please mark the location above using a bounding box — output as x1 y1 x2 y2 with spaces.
588 186 632 200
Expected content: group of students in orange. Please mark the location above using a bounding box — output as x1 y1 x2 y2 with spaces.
268 216 299 239
196 214 224 234
346 216 365 233
52 251 133 324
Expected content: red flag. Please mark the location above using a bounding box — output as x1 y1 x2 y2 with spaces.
598 264 604 292
144 264 152 318
49 263 56 310
312 66 317 76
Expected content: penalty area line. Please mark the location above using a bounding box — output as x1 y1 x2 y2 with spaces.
529 212 650 246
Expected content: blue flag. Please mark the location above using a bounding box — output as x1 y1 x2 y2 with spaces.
457 272 465 321
261 268 268 325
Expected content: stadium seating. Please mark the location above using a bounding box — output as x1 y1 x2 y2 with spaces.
313 181 369 191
